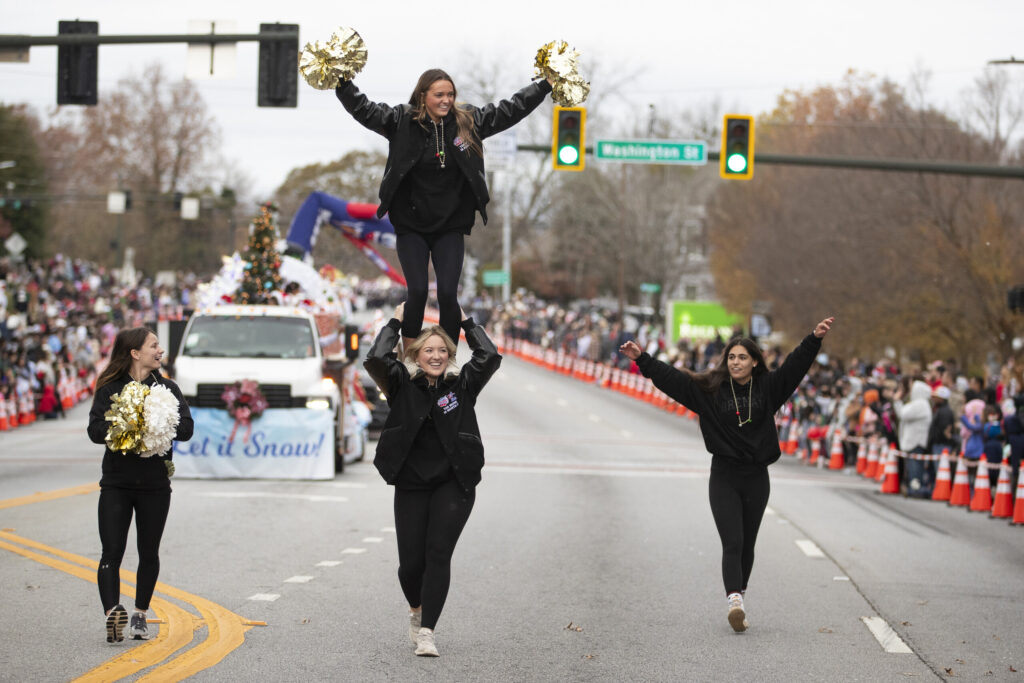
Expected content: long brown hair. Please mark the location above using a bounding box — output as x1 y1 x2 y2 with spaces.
408 68 482 156
95 327 155 389
687 338 768 393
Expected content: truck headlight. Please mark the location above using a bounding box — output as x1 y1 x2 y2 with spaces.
305 398 331 410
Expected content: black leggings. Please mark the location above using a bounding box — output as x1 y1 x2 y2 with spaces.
708 465 770 596
393 479 475 630
395 231 464 343
97 488 171 613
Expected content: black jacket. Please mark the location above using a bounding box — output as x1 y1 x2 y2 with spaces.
364 318 501 492
87 372 194 491
637 335 822 469
335 79 552 224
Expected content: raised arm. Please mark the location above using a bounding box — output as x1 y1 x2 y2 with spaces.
363 303 408 398
335 80 403 137
473 80 553 139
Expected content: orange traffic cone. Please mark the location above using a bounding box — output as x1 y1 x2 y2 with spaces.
880 448 900 494
931 450 953 502
809 438 821 466
875 446 891 482
948 457 971 507
828 433 845 470
785 422 800 455
969 455 993 512
991 459 1014 519
0 395 9 431
854 440 867 474
1011 478 1024 526
863 439 880 479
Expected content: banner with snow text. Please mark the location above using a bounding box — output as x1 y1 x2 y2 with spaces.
173 407 335 480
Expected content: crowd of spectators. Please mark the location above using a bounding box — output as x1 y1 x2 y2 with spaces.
470 289 1024 497
0 255 198 426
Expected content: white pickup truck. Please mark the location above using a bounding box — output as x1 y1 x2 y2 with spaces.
172 304 365 472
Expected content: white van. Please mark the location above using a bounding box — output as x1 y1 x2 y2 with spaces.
172 304 365 472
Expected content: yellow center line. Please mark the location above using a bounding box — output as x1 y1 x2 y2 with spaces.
0 483 99 510
0 527 252 681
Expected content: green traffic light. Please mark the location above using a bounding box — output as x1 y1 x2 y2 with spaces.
558 145 580 165
726 153 748 173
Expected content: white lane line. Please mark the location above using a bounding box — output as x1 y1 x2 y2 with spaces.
833 576 850 582
764 506 777 516
248 593 281 602
341 548 367 555
555 398 568 407
316 560 342 567
861 616 913 653
197 492 349 503
321 482 369 489
381 527 396 533
362 537 383 543
795 539 825 558
284 575 314 584
588 414 601 423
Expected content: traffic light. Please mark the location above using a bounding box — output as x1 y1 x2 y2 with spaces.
57 20 99 106
552 106 586 171
258 23 298 108
344 324 360 360
719 114 755 180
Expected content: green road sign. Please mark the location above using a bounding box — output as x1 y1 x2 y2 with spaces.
595 139 707 165
482 269 509 286
639 282 661 293
666 301 742 346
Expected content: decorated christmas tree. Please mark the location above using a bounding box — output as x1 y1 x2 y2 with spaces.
237 202 283 304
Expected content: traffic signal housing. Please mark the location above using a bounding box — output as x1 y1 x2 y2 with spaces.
344 324 360 360
258 23 298 108
719 114 755 180
57 20 99 105
552 106 586 171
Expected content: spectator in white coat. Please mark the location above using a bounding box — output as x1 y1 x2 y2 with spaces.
896 380 933 496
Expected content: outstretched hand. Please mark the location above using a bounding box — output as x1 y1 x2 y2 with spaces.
619 340 643 361
814 316 835 339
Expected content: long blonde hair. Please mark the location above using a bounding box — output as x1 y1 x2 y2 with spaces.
403 325 459 376
408 68 482 157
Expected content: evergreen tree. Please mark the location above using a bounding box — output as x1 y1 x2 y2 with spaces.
237 202 283 303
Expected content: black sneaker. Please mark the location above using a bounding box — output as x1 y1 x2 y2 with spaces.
105 604 128 643
129 611 149 640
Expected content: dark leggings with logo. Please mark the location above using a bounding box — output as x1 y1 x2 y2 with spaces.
395 230 464 343
708 464 770 596
97 488 171 613
393 478 475 630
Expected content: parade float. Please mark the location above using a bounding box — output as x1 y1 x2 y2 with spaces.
171 202 368 479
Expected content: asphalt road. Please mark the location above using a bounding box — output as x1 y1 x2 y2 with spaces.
1 352 1022 682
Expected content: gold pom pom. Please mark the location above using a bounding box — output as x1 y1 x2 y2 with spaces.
299 27 368 90
534 40 590 107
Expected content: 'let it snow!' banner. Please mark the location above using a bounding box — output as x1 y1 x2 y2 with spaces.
173 408 335 480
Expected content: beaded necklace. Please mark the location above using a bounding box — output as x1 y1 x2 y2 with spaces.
729 376 753 427
433 118 446 168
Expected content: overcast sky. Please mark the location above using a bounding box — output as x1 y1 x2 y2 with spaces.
2 0 1022 197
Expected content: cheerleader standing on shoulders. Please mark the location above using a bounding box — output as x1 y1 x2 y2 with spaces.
364 302 500 657
620 317 834 632
87 328 193 643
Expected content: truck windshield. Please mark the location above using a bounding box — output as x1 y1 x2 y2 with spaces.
182 316 316 359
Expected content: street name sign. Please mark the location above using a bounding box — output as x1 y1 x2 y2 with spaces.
482 269 509 286
595 139 707 165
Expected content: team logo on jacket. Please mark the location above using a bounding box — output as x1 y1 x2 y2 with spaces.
453 136 470 152
438 392 459 414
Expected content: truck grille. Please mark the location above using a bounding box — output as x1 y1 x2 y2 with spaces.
189 383 301 408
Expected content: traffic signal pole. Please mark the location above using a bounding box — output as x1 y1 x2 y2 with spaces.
517 144 1024 180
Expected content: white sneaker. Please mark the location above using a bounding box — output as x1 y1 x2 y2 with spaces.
414 627 439 657
727 593 749 633
409 611 421 644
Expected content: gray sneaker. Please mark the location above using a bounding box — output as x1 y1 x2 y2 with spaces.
409 611 421 644
105 604 128 643
727 593 749 633
129 611 149 640
414 627 439 657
